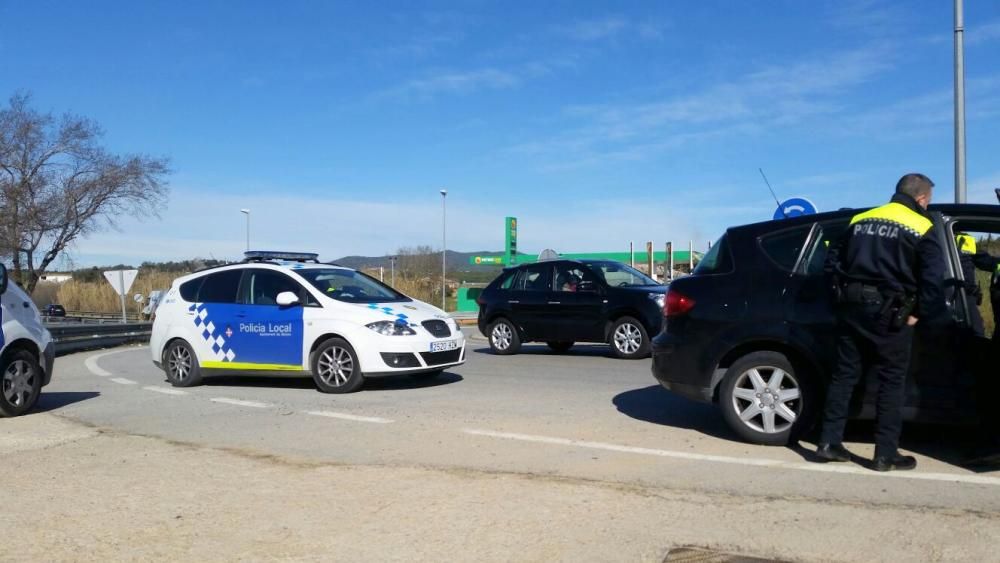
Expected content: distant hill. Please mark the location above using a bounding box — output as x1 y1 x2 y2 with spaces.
332 250 507 272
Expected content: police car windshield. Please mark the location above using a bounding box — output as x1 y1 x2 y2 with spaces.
298 269 409 303
585 261 660 287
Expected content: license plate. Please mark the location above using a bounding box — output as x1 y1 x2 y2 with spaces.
430 340 459 353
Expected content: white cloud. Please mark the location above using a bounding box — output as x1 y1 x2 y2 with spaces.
376 68 519 100
506 45 892 168
556 17 629 41
968 172 1000 204
67 186 757 266
967 20 1000 46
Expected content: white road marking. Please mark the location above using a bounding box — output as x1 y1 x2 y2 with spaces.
110 377 137 385
143 386 189 396
210 397 271 409
462 429 1000 487
305 410 394 424
84 346 149 377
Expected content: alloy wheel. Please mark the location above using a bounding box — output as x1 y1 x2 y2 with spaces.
2 359 36 408
491 323 513 350
318 346 354 387
730 366 802 434
169 346 192 382
613 323 642 355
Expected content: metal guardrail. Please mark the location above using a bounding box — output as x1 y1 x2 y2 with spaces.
47 322 152 356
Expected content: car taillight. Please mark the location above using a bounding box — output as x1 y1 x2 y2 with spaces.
664 289 695 317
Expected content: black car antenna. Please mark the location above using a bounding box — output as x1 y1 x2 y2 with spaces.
758 168 784 217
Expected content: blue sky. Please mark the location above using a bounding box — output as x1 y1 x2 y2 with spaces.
3 0 1000 267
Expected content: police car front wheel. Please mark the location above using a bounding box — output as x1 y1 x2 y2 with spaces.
311 338 364 393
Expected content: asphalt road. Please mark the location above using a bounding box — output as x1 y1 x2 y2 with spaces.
37 334 1000 516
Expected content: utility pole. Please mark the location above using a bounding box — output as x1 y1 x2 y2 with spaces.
240 208 251 251
440 189 448 310
955 0 967 203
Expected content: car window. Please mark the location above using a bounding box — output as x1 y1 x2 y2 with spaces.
693 234 734 275
492 269 517 290
587 261 658 286
179 278 202 302
196 269 243 303
759 226 812 272
298 268 408 303
802 220 851 276
554 264 596 292
242 269 304 306
514 264 551 291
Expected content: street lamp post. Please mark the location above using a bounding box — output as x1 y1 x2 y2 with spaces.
390 256 397 287
440 189 447 311
240 209 251 252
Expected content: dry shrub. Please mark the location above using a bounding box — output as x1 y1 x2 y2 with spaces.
56 270 181 313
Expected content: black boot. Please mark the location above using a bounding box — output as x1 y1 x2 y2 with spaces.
816 443 851 462
872 454 916 472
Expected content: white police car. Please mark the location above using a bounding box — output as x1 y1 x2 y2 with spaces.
0 264 56 417
150 252 466 393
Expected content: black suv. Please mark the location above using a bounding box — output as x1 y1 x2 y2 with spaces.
478 259 666 359
44 304 66 317
652 204 996 445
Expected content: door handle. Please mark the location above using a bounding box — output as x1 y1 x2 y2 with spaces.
508 300 520 304
547 301 561 305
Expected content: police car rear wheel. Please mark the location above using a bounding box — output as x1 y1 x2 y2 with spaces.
0 350 43 417
165 340 202 387
312 338 363 393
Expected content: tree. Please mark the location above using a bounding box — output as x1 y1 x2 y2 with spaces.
0 93 170 292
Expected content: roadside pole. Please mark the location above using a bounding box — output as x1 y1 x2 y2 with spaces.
689 241 694 272
629 241 634 268
118 271 127 323
954 0 967 203
667 242 674 281
646 241 654 279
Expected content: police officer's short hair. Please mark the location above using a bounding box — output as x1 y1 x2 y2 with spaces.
896 173 934 198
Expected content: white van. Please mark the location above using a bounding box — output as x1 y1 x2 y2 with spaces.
0 265 56 417
150 252 466 393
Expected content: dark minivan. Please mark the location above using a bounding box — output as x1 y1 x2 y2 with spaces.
478 259 666 359
652 204 997 445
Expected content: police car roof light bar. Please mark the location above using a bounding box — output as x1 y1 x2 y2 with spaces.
244 251 320 263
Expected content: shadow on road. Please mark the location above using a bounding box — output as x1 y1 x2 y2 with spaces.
200 372 463 392
32 391 101 413
612 385 738 441
471 345 613 358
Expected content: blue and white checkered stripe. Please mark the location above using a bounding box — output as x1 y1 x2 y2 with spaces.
189 303 236 362
367 303 414 325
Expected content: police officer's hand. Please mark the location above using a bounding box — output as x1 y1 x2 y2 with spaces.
907 315 919 326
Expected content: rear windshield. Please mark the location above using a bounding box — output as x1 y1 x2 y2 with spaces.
298 268 409 303
693 234 734 275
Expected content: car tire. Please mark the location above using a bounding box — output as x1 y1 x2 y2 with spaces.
0 349 43 417
488 318 521 355
719 351 818 446
546 341 574 354
409 369 444 381
608 317 650 359
311 337 364 393
164 340 203 387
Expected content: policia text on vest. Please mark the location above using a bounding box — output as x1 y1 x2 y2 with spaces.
815 173 945 472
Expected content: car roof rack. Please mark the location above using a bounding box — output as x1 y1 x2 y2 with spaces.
243 251 321 263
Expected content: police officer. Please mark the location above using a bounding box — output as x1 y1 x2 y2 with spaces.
816 173 944 471
956 233 985 337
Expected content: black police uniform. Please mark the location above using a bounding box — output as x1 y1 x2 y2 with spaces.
819 192 944 463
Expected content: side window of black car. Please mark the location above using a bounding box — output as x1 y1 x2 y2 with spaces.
802 221 851 276
759 225 813 272
497 270 517 290
514 264 551 291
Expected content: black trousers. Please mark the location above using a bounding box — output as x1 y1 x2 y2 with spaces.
819 303 914 458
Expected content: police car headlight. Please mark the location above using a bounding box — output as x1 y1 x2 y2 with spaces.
366 321 416 336
649 293 665 309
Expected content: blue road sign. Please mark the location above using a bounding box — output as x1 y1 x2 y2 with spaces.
773 197 818 220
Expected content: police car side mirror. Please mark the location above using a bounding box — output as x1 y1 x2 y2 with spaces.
276 291 300 307
0 264 7 295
